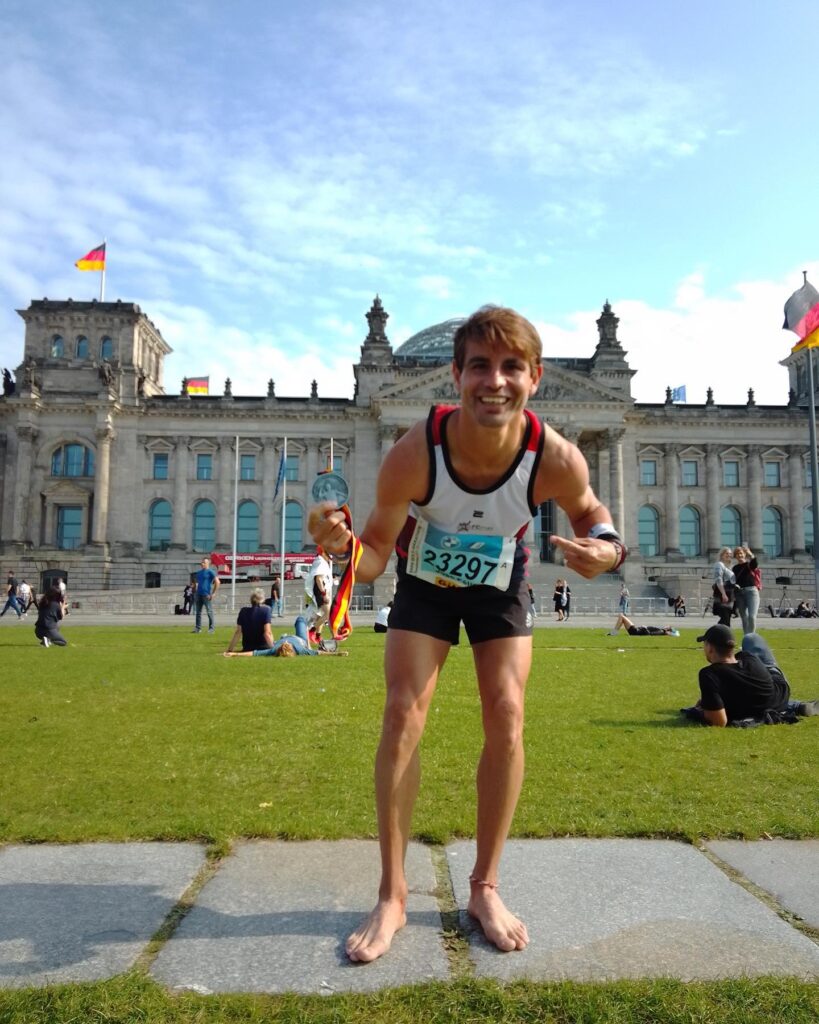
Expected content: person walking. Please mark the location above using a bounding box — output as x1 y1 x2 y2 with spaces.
0 571 23 619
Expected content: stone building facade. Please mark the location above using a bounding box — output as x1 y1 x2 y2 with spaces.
0 295 815 595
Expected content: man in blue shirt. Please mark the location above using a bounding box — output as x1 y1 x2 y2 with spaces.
192 557 220 634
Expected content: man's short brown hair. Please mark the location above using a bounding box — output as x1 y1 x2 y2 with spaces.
452 306 542 375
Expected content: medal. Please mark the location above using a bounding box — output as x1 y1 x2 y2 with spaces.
311 471 350 509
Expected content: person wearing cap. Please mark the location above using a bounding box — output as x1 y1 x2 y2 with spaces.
685 624 819 726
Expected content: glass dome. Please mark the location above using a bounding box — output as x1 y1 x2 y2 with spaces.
394 317 465 364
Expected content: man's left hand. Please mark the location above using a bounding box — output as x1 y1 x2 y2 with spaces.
550 535 618 579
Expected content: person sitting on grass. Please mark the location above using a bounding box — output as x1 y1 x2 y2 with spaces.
225 587 273 653
223 615 348 657
607 613 679 637
34 587 68 647
681 624 819 726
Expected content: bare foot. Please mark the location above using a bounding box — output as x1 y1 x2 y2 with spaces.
346 897 407 962
467 883 529 952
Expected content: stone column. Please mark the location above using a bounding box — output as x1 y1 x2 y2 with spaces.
11 425 38 543
746 447 763 551
607 429 625 535
705 444 721 557
215 439 234 548
91 424 115 544
788 446 806 555
260 440 278 549
171 437 189 548
663 444 680 555
596 434 610 510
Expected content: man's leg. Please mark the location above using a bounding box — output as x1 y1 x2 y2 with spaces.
293 616 309 644
194 595 203 631
346 628 450 963
205 597 214 630
468 636 531 952
313 598 331 635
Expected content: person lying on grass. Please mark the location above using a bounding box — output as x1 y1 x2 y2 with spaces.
607 613 679 637
681 624 819 726
222 615 348 657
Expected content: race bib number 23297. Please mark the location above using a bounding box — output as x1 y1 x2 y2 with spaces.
406 520 514 591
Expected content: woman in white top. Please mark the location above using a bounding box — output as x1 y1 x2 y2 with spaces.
712 547 736 627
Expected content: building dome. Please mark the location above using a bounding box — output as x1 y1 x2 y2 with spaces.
394 317 465 364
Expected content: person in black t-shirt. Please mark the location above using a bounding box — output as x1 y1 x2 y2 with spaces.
225 587 273 653
685 624 818 725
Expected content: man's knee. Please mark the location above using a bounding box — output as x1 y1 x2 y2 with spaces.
482 694 525 751
382 694 429 747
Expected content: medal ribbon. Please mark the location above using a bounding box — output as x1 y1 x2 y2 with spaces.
328 503 364 641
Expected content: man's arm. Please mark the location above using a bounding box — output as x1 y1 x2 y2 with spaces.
308 424 429 583
535 428 624 579
262 621 273 648
226 624 242 653
212 572 220 595
702 707 728 727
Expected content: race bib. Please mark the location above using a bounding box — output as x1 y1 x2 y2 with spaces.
406 520 515 591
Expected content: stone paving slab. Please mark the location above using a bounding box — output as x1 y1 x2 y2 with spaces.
446 839 819 982
151 840 449 995
706 839 819 931
0 843 206 989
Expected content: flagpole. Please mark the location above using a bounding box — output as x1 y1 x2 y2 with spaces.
231 435 240 613
100 237 106 302
330 437 334 470
805 349 819 608
279 437 287 613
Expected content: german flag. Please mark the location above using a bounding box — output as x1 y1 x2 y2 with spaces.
186 376 209 395
784 278 819 352
75 243 106 272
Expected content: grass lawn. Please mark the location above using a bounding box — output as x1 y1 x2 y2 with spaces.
1 624 818 1021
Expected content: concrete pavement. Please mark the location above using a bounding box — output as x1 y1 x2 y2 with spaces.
1 838 818 993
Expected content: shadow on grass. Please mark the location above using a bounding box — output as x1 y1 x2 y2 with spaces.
588 711 696 729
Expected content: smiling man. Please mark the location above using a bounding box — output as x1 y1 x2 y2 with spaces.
309 305 625 963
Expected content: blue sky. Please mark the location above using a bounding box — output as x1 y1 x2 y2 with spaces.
1 0 817 404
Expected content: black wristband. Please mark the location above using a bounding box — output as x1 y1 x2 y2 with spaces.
594 532 628 571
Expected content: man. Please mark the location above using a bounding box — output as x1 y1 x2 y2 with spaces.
685 624 819 726
17 579 32 616
225 587 273 653
0 571 23 619
607 613 679 637
309 305 625 963
374 601 392 634
223 615 348 657
192 557 220 634
270 574 283 617
305 552 332 641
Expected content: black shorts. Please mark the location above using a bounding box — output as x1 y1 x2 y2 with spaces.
627 625 665 636
389 573 533 645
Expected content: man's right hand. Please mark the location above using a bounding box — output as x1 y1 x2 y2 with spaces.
308 501 353 555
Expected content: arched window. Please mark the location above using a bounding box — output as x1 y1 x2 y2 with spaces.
762 507 784 557
283 500 303 551
100 336 113 360
192 500 216 552
679 505 701 557
805 506 815 556
720 506 742 549
638 505 660 556
236 500 259 552
75 335 89 358
148 499 172 551
51 334 64 357
51 444 95 477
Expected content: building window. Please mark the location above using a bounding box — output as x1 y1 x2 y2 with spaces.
75 335 89 359
145 572 161 589
240 454 256 481
196 453 213 480
51 334 64 357
192 500 216 552
723 460 739 487
764 461 781 487
283 500 303 550
640 459 657 486
805 507 814 556
56 506 83 550
237 500 259 552
285 454 299 481
100 336 113 360
805 462 813 488
681 460 699 486
679 505 701 557
638 505 660 556
153 453 169 480
762 507 784 557
148 499 172 551
720 506 742 548
51 444 95 478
